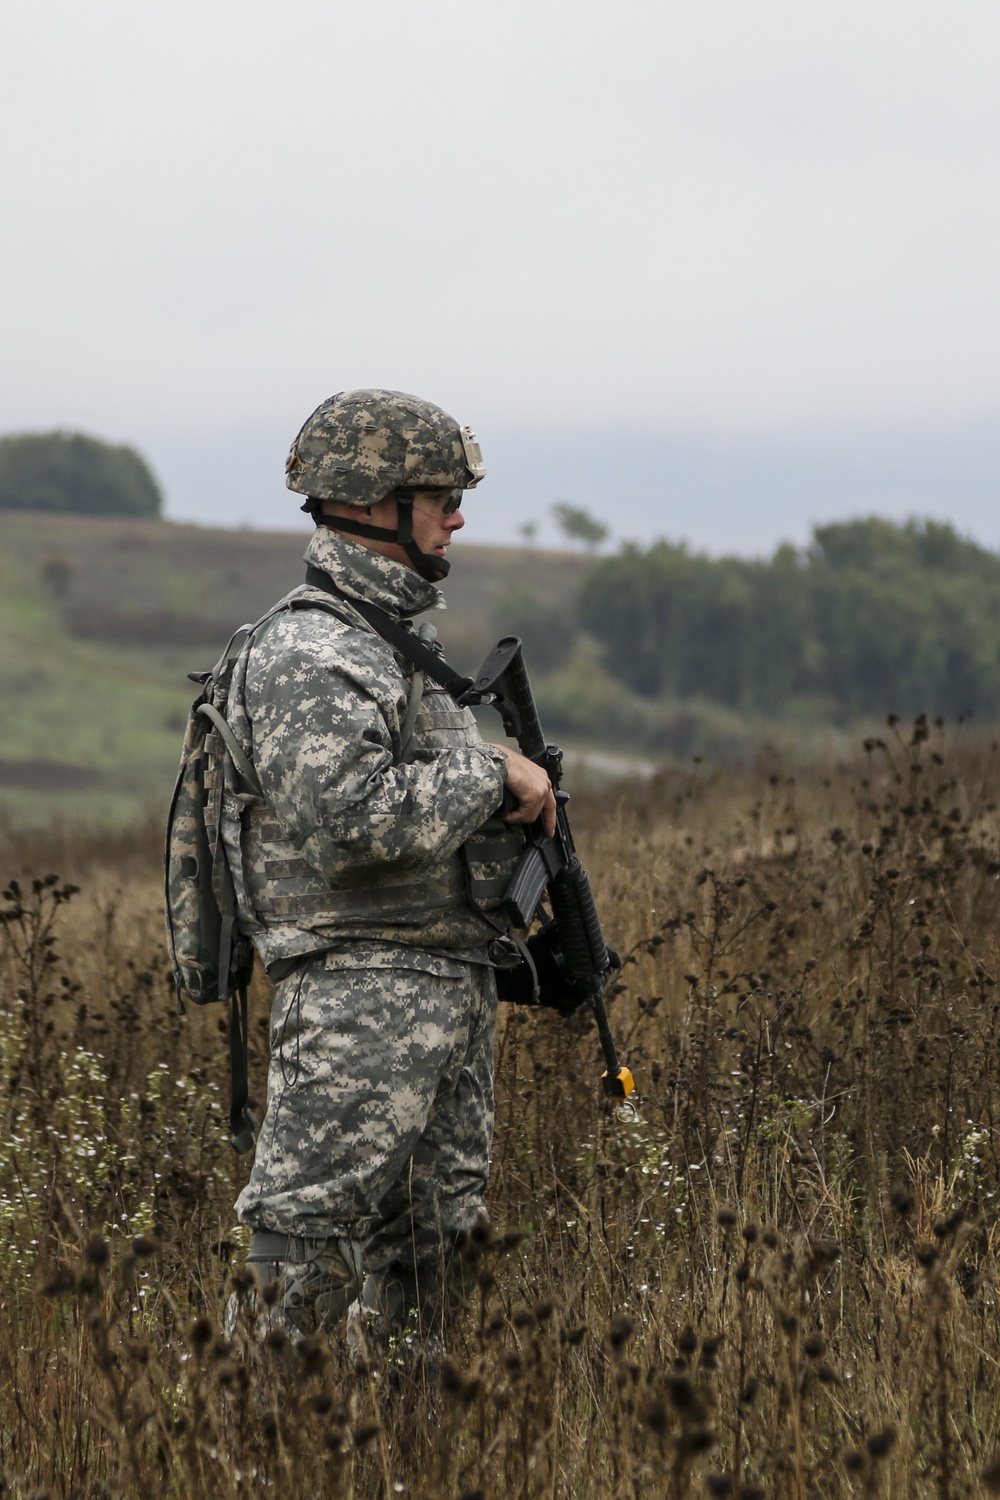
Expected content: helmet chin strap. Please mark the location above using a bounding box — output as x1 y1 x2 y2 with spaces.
307 492 450 583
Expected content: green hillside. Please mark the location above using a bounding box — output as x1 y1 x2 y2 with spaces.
0 510 588 827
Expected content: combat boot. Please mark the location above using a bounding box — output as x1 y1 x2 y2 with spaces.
346 1264 456 1376
225 1229 363 1340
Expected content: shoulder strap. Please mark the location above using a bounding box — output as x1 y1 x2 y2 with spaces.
303 564 476 702
196 702 263 797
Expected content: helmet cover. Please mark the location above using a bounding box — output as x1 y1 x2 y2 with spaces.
285 389 485 506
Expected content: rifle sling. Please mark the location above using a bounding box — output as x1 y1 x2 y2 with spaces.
303 565 476 703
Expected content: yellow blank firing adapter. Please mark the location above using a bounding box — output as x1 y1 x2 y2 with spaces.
602 1066 635 1100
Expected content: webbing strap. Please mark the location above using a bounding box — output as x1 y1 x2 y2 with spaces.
197 702 263 797
303 565 476 702
399 670 425 756
229 984 256 1155
220 892 256 1153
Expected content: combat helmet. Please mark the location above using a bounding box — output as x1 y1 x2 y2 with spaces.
285 389 485 582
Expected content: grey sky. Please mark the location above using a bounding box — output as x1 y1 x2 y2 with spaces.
3 1 1000 553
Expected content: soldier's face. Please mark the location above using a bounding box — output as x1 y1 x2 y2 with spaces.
409 488 466 564
362 488 466 572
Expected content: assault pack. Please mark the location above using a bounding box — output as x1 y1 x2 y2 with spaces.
164 621 264 1154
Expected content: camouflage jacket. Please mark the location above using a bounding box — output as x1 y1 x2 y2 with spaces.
220 529 517 967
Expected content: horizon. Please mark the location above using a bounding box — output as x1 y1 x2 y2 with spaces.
31 415 1000 561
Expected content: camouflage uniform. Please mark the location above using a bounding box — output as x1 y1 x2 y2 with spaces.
222 526 517 1331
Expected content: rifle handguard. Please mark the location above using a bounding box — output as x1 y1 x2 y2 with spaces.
547 858 610 991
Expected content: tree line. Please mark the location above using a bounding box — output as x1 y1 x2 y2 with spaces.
574 518 1000 719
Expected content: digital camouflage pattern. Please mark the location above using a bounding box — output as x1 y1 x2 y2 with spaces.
284 388 485 506
235 947 498 1259
223 525 509 1293
220 528 513 967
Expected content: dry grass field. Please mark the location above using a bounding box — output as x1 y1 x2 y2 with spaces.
3 719 1000 1497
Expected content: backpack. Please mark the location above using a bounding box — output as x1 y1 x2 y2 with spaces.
164 623 264 1154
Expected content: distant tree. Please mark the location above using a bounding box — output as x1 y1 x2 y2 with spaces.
551 501 609 550
0 430 163 517
518 521 539 546
577 516 1000 719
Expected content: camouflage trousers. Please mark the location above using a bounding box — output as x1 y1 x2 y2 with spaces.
236 946 498 1294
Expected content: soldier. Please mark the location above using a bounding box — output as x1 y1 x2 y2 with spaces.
221 389 555 1349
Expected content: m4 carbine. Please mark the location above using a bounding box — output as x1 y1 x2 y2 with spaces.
467 637 635 1104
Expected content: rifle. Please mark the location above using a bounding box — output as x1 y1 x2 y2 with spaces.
465 637 635 1107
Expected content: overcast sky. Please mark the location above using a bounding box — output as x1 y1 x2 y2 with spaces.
3 1 1000 553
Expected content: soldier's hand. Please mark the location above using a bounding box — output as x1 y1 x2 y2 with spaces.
491 746 557 837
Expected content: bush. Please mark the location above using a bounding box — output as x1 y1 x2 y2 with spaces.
0 430 163 517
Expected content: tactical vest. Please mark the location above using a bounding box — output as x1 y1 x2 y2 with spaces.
220 593 523 967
